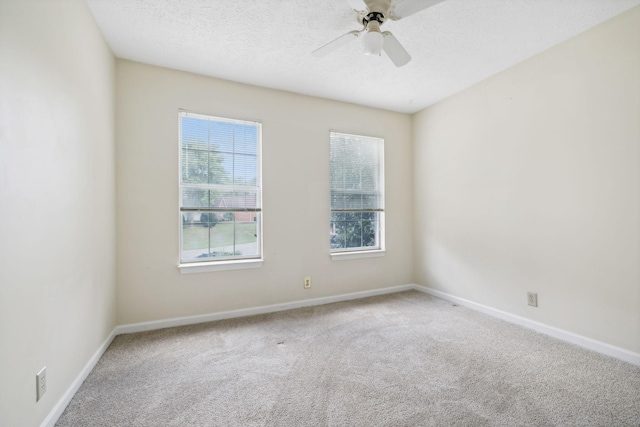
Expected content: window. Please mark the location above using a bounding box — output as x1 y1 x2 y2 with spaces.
330 131 384 257
179 112 262 268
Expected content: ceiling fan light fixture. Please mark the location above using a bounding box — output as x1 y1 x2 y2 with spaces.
362 21 383 56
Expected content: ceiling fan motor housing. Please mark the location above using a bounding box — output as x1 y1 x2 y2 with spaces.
362 11 385 26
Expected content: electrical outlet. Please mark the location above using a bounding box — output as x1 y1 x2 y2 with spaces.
304 276 311 289
527 292 538 307
36 367 47 402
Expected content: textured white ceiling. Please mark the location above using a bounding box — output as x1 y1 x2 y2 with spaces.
85 0 640 113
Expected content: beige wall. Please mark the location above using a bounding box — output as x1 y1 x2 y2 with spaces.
0 0 116 426
413 7 640 353
115 60 413 324
2 2 637 424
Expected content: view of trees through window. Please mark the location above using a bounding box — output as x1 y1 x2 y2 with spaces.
179 112 261 262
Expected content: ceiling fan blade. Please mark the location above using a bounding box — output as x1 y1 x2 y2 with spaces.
389 0 446 20
382 31 411 67
344 0 367 11
312 30 361 58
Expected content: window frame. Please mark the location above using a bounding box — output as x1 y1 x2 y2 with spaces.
177 110 263 273
329 131 385 260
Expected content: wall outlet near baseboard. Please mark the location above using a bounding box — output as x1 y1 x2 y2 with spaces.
36 367 47 401
304 277 311 289
527 292 538 307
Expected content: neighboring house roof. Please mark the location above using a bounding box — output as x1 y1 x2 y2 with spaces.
214 194 257 210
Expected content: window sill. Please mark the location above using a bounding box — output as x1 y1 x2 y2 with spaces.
178 259 263 274
330 250 385 261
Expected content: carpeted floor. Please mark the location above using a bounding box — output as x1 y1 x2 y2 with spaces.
56 291 640 426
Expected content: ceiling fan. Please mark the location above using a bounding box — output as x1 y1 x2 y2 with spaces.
312 0 445 67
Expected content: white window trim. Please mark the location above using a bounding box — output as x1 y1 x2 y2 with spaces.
178 110 263 271
178 258 263 274
330 250 386 261
329 131 385 255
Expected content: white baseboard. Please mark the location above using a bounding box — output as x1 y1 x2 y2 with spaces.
116 284 414 335
413 284 640 367
40 328 118 427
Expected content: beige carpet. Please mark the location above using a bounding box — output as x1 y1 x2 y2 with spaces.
56 291 640 426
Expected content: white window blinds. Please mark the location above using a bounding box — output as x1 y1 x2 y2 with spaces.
179 112 262 213
330 132 384 213
330 132 384 252
179 112 262 263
